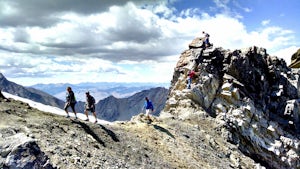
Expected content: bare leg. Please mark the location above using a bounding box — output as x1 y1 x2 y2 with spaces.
64 103 70 117
93 112 98 123
84 110 89 121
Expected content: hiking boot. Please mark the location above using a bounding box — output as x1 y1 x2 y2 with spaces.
85 119 89 121
75 116 78 120
66 115 70 118
94 120 98 124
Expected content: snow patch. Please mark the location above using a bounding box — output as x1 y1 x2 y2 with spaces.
2 92 112 125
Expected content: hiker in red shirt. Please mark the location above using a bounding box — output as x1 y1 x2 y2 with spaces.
187 70 195 89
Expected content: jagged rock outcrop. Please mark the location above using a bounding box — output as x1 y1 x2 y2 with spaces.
162 38 300 169
290 48 300 68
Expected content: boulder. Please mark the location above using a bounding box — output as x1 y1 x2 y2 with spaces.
0 133 54 169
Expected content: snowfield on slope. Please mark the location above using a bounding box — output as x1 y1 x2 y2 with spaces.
3 92 112 125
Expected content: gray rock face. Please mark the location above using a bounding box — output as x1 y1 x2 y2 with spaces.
162 38 300 169
0 133 54 169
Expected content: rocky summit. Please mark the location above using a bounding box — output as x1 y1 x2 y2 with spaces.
161 38 300 168
0 38 299 169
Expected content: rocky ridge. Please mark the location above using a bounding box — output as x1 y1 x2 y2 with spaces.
0 93 257 169
161 38 300 168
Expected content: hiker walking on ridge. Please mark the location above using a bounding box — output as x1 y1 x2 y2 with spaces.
64 86 78 119
143 97 154 120
84 91 98 123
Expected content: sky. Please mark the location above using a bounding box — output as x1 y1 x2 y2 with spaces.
0 0 299 86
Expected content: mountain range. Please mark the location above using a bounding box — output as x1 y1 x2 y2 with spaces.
0 73 64 108
0 73 168 121
31 82 169 102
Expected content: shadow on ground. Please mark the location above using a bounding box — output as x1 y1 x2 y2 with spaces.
98 124 120 142
71 120 106 147
153 124 175 139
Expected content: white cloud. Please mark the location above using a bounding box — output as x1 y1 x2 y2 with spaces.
261 19 270 26
0 1 298 86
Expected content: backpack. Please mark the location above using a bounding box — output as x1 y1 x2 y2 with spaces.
88 95 95 105
91 96 95 104
149 101 154 111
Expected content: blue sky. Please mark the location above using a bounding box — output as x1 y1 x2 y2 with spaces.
0 0 299 86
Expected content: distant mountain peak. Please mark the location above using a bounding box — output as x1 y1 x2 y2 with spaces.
0 72 6 80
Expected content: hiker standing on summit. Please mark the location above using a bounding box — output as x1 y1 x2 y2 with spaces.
202 31 210 48
84 91 98 123
64 86 78 119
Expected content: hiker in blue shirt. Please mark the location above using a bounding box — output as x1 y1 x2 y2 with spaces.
143 97 154 119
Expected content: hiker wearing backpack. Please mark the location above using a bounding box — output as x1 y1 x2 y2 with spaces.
202 31 210 48
64 86 78 119
84 91 98 123
143 97 154 120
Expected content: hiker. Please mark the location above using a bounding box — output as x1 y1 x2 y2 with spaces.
84 91 98 123
187 70 195 89
202 31 210 47
143 97 154 120
64 86 78 119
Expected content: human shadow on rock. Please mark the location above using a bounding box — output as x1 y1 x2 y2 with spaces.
71 120 106 147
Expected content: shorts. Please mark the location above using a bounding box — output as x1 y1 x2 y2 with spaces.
85 107 95 112
145 109 152 116
64 102 76 112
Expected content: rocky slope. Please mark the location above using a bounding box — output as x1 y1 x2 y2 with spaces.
161 38 300 168
0 93 258 169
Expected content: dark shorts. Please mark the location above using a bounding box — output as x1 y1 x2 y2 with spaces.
64 102 76 112
85 107 95 112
